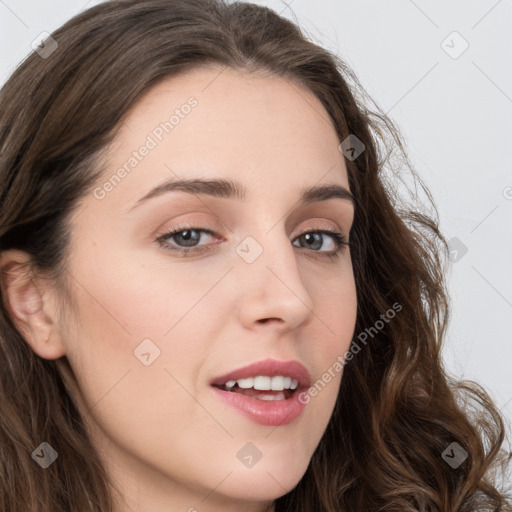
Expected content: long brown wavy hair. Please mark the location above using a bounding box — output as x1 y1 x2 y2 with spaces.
0 1 510 510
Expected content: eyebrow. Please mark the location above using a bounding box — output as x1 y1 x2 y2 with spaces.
129 177 355 211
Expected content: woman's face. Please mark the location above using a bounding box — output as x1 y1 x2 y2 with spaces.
58 66 357 511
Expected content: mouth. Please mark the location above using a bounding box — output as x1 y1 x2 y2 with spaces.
212 375 300 401
209 359 311 426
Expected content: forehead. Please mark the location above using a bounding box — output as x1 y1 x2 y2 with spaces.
93 65 349 212
125 66 339 144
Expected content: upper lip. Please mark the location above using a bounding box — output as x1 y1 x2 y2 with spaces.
210 358 311 389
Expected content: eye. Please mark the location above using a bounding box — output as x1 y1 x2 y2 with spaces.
292 228 349 260
292 230 345 251
156 227 219 256
155 225 350 259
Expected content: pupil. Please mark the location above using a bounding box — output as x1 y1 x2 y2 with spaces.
303 233 321 250
177 229 199 247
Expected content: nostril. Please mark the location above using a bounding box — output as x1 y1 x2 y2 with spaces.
257 317 281 324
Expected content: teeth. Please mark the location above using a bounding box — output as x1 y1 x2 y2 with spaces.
256 391 286 401
270 376 284 391
236 378 253 389
254 376 271 390
223 375 299 391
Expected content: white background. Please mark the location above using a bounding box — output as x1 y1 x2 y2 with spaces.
1 0 511 452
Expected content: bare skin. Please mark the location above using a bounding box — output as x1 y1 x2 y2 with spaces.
0 66 357 512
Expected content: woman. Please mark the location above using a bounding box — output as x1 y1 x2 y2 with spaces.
0 1 510 511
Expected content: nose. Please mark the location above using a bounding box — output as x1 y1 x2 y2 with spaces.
235 229 315 333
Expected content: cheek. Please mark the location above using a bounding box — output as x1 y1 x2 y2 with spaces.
63 270 210 402
301 266 357 409
311 265 358 354
61 244 229 422
61 279 225 484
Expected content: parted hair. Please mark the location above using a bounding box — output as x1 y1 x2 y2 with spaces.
0 1 510 511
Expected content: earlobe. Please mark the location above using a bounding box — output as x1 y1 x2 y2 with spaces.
0 249 66 360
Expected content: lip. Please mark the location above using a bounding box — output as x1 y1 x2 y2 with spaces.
209 358 311 427
210 358 311 388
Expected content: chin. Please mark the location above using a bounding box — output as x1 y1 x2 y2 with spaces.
220 458 308 502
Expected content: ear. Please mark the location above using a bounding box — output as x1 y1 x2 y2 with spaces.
0 249 66 360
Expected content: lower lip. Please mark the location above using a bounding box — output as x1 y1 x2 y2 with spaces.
210 386 307 426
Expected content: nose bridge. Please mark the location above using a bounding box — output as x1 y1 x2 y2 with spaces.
234 222 315 328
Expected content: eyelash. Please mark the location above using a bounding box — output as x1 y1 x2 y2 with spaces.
156 225 350 262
